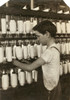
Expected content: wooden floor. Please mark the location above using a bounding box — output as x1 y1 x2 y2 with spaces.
0 68 70 100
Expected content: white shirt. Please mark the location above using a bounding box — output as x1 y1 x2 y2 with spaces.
41 43 60 91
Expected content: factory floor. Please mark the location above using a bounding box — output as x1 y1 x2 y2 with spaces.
0 68 70 100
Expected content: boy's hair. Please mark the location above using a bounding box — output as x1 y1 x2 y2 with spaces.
33 20 57 37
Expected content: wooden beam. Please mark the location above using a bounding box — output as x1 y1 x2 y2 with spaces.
30 0 34 10
0 7 70 20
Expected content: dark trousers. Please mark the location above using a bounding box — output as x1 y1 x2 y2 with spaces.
41 82 62 100
30 81 62 100
36 68 62 100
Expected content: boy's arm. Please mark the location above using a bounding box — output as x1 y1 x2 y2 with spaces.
13 57 45 71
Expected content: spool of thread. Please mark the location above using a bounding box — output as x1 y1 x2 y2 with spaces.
32 70 38 82
67 62 70 73
34 43 37 57
61 22 66 33
37 44 42 57
16 46 23 60
18 71 25 86
18 69 22 73
56 22 61 33
10 73 17 88
33 19 37 27
27 44 31 58
68 42 70 54
30 21 33 31
25 20 31 33
32 70 35 80
23 46 28 59
59 64 63 76
60 43 65 54
34 70 38 82
66 22 70 33
9 20 16 34
1 18 6 34
23 21 26 34
30 45 35 59
0 47 4 63
17 20 23 33
10 69 14 75
6 46 12 62
63 62 68 74
22 44 24 58
25 71 32 84
2 73 9 90
65 43 69 54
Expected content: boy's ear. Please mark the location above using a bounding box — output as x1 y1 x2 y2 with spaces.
46 31 50 37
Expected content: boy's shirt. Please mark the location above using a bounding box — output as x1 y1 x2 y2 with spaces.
41 43 60 91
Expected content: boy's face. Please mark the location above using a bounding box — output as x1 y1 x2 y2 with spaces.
33 30 48 45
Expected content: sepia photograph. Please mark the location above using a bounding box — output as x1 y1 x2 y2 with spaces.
0 0 70 100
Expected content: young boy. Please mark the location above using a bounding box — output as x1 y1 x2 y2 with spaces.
13 20 62 100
